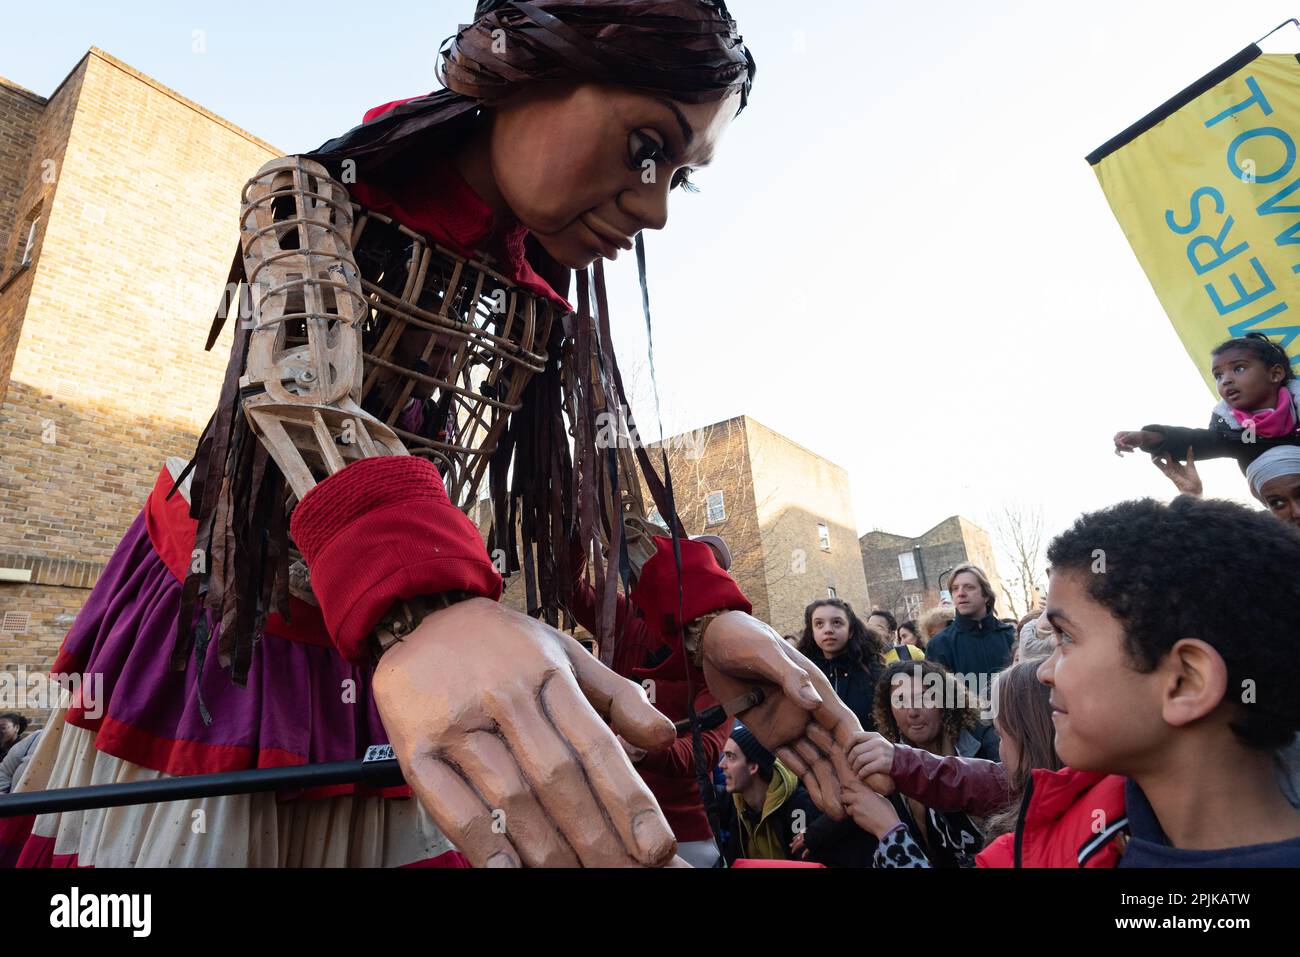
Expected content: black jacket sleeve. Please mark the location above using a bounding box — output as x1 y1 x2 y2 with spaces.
1141 423 1300 469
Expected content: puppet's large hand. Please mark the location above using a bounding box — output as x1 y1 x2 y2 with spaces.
373 598 678 867
701 611 894 818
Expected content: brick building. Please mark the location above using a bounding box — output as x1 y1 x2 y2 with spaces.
644 415 870 638
858 515 1006 624
0 49 280 686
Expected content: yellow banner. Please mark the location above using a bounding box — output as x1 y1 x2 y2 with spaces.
1091 48 1300 393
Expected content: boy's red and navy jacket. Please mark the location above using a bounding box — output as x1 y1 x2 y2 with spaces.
976 767 1127 868
888 746 1127 867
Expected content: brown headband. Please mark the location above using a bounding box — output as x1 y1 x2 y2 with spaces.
440 0 755 111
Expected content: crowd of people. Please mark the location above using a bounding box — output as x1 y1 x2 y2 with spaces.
700 491 1300 867
568 331 1300 868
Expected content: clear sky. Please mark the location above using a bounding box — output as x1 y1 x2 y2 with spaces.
5 0 1299 566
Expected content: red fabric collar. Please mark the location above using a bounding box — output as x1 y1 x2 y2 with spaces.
348 98 572 311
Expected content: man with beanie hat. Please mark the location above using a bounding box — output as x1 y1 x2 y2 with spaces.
718 723 820 863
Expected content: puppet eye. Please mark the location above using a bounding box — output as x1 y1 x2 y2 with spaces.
628 129 664 168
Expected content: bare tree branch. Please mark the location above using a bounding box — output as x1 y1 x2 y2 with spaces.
989 503 1047 620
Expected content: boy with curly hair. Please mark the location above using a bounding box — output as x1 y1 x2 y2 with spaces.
1038 495 1300 865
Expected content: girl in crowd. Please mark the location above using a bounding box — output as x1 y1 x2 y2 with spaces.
840 659 1063 867
898 620 925 649
796 598 887 734
1114 333 1300 473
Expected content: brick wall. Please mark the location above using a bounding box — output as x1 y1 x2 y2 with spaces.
859 515 1008 624
0 49 281 696
0 69 62 407
648 415 772 625
744 417 870 637
0 76 44 282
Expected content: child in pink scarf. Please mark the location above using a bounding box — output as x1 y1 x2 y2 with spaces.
1113 332 1300 478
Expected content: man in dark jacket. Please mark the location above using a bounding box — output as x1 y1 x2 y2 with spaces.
718 724 820 863
927 564 1015 702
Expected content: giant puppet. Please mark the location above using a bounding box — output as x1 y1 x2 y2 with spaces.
3 0 875 868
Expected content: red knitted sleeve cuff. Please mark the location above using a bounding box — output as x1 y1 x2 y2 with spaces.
629 535 751 635
289 456 502 662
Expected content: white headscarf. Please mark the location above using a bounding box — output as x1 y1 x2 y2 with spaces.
1245 446 1300 500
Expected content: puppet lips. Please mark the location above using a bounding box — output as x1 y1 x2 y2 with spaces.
581 213 634 251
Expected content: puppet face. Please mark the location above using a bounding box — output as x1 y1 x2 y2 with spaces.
485 82 742 268
1260 473 1300 528
1212 347 1284 411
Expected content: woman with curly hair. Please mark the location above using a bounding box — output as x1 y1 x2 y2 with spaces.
872 660 1000 761
862 660 998 866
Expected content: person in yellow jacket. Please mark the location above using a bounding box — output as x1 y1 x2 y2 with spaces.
869 609 926 663
718 724 821 863
884 643 926 664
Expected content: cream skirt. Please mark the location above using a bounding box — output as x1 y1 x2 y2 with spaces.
13 709 458 867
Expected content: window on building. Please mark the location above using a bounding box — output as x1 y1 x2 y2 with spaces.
817 522 831 551
705 491 725 525
15 200 43 269
898 551 918 581
827 585 837 598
